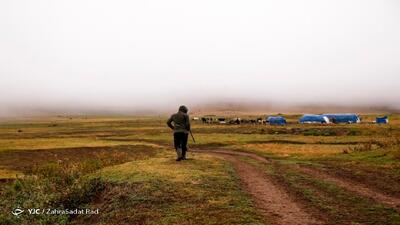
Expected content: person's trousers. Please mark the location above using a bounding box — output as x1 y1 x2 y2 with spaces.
174 132 188 159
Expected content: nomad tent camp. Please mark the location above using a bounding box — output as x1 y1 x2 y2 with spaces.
299 115 330 124
322 114 360 124
266 116 286 125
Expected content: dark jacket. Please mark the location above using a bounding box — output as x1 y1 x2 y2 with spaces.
167 111 191 133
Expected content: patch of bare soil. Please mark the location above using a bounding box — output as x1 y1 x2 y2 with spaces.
297 166 400 211
316 162 400 198
0 145 158 173
201 151 321 225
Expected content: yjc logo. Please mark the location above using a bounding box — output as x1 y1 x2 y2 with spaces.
11 208 24 216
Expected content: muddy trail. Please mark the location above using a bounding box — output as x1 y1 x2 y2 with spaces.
196 149 321 225
209 153 320 225
297 166 400 211
194 149 400 224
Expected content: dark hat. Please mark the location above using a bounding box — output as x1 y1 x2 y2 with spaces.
179 105 188 113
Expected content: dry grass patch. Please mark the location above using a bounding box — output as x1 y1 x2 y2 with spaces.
0 169 23 179
241 143 348 157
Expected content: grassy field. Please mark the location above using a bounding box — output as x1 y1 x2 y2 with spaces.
0 114 399 224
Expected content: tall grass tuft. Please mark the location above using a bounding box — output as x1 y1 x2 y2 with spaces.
0 160 107 225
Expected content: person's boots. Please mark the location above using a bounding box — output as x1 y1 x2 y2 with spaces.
176 148 182 161
182 151 187 160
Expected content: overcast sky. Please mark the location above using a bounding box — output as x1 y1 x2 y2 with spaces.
1 0 399 115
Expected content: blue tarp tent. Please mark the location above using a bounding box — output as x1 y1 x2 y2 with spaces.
267 116 286 125
299 115 330 124
322 114 360 124
376 116 389 124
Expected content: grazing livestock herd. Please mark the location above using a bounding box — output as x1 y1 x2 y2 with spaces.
196 114 389 126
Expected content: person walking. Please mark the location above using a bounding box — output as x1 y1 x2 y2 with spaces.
167 105 191 161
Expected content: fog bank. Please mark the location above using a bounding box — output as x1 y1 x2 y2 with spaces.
1 0 399 116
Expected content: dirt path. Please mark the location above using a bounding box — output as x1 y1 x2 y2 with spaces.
194 149 400 222
198 150 320 225
297 166 400 211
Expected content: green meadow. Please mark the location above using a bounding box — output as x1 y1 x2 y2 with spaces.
0 114 399 224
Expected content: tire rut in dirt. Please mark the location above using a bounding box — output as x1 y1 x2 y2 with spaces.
204 151 321 225
195 149 400 212
297 166 400 211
